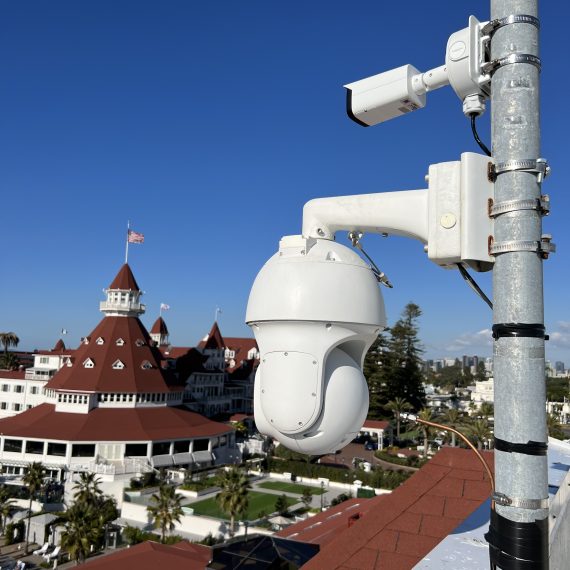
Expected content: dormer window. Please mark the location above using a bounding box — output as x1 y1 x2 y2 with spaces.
96 337 105 345
135 339 145 347
82 337 90 345
141 360 153 370
116 338 125 346
112 360 125 370
83 358 95 369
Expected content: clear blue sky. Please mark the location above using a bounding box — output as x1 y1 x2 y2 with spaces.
1 1 568 364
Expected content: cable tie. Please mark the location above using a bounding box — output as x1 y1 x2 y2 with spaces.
492 492 549 510
482 14 540 36
489 196 550 217
491 323 548 341
494 436 548 456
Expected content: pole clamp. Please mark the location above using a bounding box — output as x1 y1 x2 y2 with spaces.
489 235 556 258
482 14 540 36
488 195 550 217
482 53 541 77
493 492 549 510
488 158 550 183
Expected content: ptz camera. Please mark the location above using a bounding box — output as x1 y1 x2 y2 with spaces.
246 235 386 455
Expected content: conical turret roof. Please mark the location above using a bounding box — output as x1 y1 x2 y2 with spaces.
151 316 169 336
109 264 140 291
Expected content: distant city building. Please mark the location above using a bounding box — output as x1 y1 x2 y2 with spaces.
471 378 495 406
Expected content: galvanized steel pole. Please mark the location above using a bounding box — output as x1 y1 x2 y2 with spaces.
489 0 549 568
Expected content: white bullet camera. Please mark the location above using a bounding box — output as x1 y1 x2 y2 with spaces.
345 16 491 126
246 235 386 455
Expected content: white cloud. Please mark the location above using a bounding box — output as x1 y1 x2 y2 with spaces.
549 321 570 349
444 329 493 353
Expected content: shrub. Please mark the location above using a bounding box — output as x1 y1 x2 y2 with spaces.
5 520 25 545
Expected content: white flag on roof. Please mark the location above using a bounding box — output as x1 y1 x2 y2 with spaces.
160 303 170 311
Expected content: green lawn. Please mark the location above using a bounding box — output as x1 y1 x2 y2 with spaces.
190 491 297 520
257 481 325 495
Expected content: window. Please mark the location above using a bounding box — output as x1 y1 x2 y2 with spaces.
14 385 24 393
141 361 152 370
125 443 148 457
82 337 90 345
193 439 209 452
116 338 125 346
0 402 6 410
83 358 95 368
1 385 8 392
173 440 191 453
152 442 171 456
96 337 104 345
4 439 22 452
12 404 22 412
39 356 49 364
25 441 44 454
71 444 95 457
135 339 145 347
112 360 125 370
47 442 67 457
30 386 39 395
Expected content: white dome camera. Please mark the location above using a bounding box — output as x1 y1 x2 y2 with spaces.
246 234 386 455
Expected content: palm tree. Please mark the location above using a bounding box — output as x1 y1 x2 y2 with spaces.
0 485 16 533
547 413 565 439
147 484 183 543
469 419 492 450
73 472 103 506
441 408 462 447
61 502 101 564
385 397 413 440
22 462 45 553
418 408 434 458
478 402 494 419
216 467 251 537
0 332 19 369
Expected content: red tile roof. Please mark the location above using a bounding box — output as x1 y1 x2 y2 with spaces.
109 264 140 291
83 540 211 570
363 419 390 430
45 316 180 393
151 316 169 335
0 370 26 379
52 339 66 352
0 403 232 442
199 322 225 350
277 497 388 547
296 448 494 570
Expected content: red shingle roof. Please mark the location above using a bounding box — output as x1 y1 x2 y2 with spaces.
151 316 169 335
199 322 225 350
0 370 25 379
45 316 180 393
0 404 232 441
52 339 66 352
277 497 387 547
299 447 494 570
363 419 390 431
109 264 140 291
83 540 211 570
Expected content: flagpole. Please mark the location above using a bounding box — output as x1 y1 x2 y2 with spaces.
125 221 130 264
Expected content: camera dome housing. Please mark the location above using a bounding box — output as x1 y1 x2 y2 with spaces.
246 235 386 455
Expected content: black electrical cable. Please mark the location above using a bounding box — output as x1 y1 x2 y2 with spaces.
456 263 493 309
470 113 492 157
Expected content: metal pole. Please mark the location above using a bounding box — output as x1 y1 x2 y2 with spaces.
489 0 549 568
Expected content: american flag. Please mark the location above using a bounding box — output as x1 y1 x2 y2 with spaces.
128 229 144 244
160 303 170 311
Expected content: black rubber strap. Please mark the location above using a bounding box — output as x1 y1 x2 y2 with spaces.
485 510 548 569
492 323 548 340
494 437 547 456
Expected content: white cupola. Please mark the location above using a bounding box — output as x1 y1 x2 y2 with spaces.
99 264 145 317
